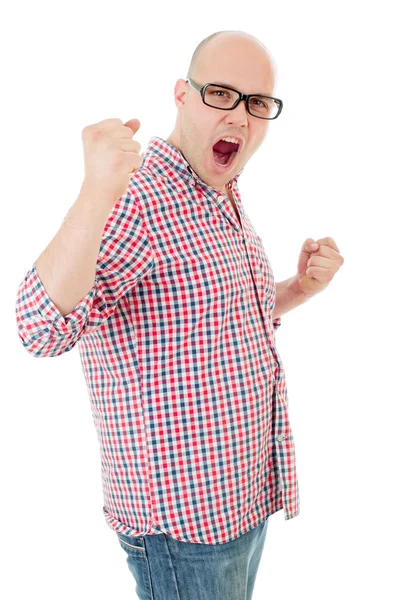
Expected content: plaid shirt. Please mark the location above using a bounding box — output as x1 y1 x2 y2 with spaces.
15 136 300 545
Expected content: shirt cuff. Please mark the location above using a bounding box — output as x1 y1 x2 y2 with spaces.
17 263 97 338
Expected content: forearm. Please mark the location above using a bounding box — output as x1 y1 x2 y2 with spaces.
34 182 113 318
272 275 310 319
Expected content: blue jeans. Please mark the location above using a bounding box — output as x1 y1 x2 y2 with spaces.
116 518 269 600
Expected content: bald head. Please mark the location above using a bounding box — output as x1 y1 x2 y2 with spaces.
186 30 277 92
166 30 278 194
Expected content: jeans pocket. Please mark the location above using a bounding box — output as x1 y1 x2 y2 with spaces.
117 533 154 599
117 532 146 553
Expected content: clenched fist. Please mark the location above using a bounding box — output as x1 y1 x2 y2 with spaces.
81 117 143 207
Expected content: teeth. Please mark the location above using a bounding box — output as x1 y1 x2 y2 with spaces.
220 136 240 145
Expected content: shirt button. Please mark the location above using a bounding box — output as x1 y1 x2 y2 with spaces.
276 434 287 442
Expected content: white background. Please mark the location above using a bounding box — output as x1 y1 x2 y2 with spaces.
2 0 399 598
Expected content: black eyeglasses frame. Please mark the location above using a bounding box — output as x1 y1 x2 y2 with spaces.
185 78 283 120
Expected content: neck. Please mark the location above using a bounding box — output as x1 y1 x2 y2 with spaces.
166 134 180 152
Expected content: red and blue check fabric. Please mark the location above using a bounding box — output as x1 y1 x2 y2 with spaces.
15 136 300 544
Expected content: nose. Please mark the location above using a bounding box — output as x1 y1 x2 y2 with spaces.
225 99 249 126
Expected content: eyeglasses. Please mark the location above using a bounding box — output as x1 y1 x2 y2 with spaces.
185 78 283 120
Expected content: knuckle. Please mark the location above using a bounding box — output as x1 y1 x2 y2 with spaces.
83 127 102 142
91 128 103 141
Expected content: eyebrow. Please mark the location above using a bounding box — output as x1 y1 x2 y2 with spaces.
211 81 271 96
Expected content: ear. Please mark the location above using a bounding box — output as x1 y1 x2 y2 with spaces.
173 79 188 110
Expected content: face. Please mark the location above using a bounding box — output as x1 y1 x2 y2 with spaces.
167 35 276 194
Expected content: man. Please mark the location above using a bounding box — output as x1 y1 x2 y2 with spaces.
15 29 344 600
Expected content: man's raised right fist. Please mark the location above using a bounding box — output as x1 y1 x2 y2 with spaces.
81 117 143 206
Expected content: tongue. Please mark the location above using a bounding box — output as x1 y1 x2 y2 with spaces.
213 139 238 166
213 139 238 153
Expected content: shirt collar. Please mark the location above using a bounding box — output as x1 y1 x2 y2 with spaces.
141 136 245 191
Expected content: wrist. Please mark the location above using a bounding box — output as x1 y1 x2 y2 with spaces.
288 274 309 303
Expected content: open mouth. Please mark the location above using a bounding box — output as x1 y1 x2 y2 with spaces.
212 138 240 168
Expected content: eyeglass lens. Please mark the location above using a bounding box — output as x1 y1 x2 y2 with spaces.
203 85 279 119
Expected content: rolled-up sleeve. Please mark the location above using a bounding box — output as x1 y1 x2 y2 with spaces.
15 186 155 357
